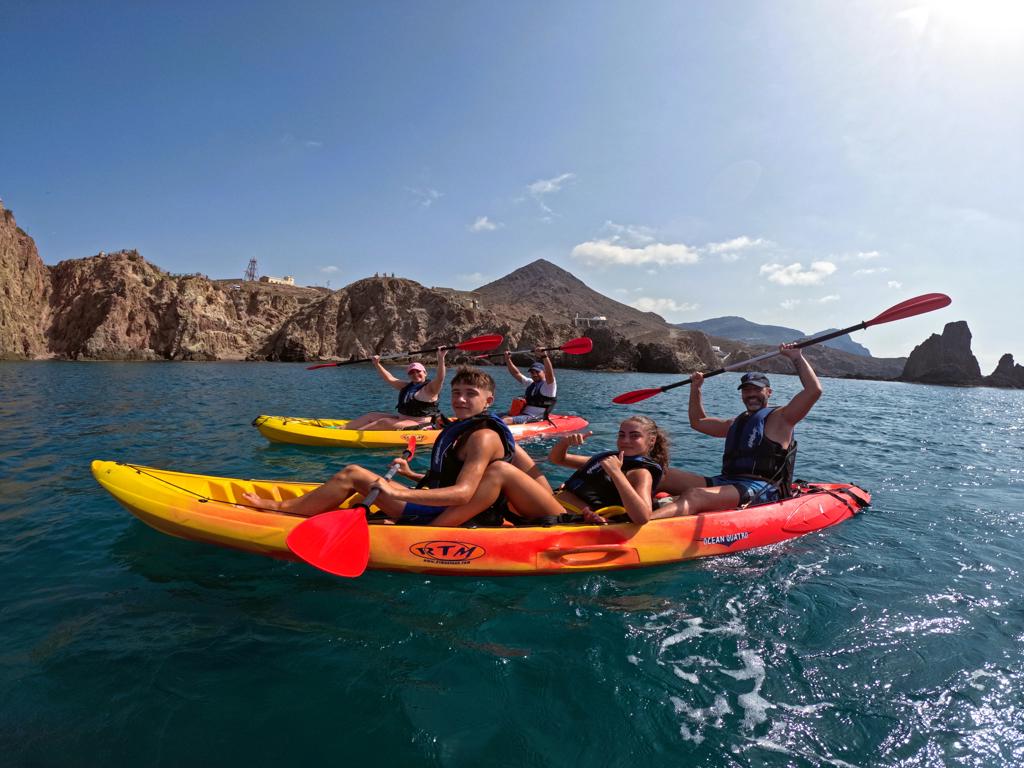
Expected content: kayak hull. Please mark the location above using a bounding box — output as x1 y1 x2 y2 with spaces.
92 460 870 575
252 414 590 448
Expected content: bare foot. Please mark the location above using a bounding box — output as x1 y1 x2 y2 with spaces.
241 491 283 511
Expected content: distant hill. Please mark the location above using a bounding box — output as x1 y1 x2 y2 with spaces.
675 316 872 357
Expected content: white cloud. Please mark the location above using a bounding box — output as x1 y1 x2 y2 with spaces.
705 236 772 260
780 299 801 310
281 133 324 150
527 172 575 216
320 265 340 273
406 186 443 208
629 297 699 315
888 280 903 289
853 267 891 276
856 250 881 260
468 216 501 232
602 220 656 246
817 294 840 303
759 261 837 286
571 240 700 267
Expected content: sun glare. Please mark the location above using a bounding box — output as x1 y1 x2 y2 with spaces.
901 0 1024 47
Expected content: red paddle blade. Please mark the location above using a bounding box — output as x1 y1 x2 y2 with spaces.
455 334 504 352
560 337 594 355
286 508 370 577
866 293 951 327
305 362 338 370
612 388 663 405
403 435 417 460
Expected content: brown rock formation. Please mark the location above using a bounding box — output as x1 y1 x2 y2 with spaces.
900 321 982 385
984 354 1024 389
0 202 50 358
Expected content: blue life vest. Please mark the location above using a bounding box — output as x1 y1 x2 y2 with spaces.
524 380 557 409
721 407 796 490
397 381 440 418
562 450 663 509
419 413 515 490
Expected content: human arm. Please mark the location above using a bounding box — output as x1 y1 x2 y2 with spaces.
371 355 405 390
688 371 733 437
587 453 655 525
534 347 556 387
419 346 448 401
504 351 530 384
548 431 593 469
773 345 822 428
371 429 502 507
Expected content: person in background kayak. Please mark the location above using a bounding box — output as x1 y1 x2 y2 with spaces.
344 346 447 431
548 416 669 524
500 349 557 424
658 343 821 515
242 367 565 526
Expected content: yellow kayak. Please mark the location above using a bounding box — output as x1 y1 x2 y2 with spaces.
92 460 870 575
252 414 590 448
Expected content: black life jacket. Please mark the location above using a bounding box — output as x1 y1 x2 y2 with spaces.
396 381 440 418
721 407 797 497
562 450 663 510
418 413 516 490
524 380 557 409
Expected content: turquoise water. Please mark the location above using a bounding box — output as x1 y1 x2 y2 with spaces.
2 362 1022 766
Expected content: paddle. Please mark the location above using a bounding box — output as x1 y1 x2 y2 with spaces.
613 293 952 404
306 334 504 370
286 437 417 577
473 336 595 360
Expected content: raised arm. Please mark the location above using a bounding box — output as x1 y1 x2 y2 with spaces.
773 345 822 427
688 371 733 437
504 351 530 384
420 346 448 400
371 355 405 390
534 347 556 387
548 432 592 470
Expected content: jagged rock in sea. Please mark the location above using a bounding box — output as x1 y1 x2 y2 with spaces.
984 354 1024 389
900 321 982 386
0 202 50 358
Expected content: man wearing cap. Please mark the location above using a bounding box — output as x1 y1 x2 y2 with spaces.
344 346 448 430
658 343 821 515
501 348 557 424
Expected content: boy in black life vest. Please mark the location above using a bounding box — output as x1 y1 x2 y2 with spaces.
500 348 557 424
242 367 564 526
658 343 821 515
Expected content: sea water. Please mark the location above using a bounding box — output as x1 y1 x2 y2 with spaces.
1 362 1021 767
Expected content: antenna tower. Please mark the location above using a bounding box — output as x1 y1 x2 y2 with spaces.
244 258 258 282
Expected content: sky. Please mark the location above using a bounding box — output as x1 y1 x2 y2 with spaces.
2 0 1022 370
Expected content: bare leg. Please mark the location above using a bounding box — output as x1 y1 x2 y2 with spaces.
242 465 393 517
431 462 563 526
345 412 396 430
660 467 710 495
652 485 741 518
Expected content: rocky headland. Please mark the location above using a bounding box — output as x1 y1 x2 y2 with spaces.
1 199 1020 387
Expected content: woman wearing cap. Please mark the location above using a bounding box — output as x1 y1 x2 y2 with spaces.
344 347 448 430
500 348 557 424
658 343 822 515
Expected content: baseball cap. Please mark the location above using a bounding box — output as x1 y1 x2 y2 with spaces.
528 362 545 373
407 362 427 374
737 372 770 389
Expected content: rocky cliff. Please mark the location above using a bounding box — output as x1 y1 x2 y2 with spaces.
984 354 1024 389
900 321 983 386
0 202 50 358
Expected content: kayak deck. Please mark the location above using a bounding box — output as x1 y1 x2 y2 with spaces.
92 460 870 575
252 413 590 448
